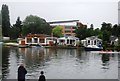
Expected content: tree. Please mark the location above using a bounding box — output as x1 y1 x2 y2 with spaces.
0 12 1 25
8 17 23 39
94 28 102 39
0 12 2 41
112 24 118 36
22 15 51 36
52 26 63 37
75 25 88 40
14 17 22 34
1 4 10 37
9 26 20 39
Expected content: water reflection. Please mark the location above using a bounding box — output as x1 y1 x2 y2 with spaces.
2 46 10 79
0 44 2 79
101 54 110 69
2 46 118 79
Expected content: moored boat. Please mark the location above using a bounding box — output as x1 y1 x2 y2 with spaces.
84 45 103 51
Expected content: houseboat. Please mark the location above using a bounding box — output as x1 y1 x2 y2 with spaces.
81 36 103 51
57 36 80 46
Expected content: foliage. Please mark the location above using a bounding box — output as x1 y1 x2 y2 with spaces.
22 15 51 36
9 26 21 39
1 4 10 37
52 26 63 37
0 12 1 25
14 17 22 34
9 17 23 39
75 25 88 40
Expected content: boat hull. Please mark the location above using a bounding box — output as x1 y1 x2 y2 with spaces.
84 47 103 51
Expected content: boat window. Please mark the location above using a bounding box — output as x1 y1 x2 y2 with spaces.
39 39 44 43
34 38 38 43
94 40 96 45
88 40 90 45
67 39 69 44
27 38 32 43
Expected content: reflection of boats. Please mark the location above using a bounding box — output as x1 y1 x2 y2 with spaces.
29 44 43 48
3 43 19 47
99 51 120 54
90 51 120 54
18 45 30 48
0 42 3 44
84 45 103 51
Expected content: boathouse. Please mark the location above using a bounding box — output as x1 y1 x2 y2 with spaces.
57 36 79 46
25 34 50 45
81 36 102 47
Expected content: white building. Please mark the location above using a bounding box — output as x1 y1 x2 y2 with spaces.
81 36 102 47
57 36 79 46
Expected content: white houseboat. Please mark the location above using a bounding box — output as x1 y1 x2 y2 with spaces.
57 36 80 46
81 36 103 51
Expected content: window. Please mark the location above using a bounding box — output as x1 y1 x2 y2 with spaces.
39 39 44 43
94 40 96 45
88 40 90 45
34 38 38 43
27 38 32 43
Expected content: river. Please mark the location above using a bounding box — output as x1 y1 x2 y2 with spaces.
2 46 119 79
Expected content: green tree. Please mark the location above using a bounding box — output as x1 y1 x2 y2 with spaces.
14 17 22 34
112 24 118 36
1 4 10 37
0 12 1 25
9 17 23 39
22 15 51 36
75 25 88 40
52 26 63 37
94 28 102 39
0 12 2 41
9 26 20 39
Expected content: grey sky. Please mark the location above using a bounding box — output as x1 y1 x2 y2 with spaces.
0 0 119 28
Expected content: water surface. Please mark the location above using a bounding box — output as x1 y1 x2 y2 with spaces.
2 46 118 79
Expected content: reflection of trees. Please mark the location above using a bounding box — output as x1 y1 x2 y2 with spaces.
2 46 10 79
76 50 89 63
101 54 110 66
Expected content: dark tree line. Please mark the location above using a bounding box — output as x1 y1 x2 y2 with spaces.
1 4 10 37
0 12 1 25
1 4 51 39
75 22 120 44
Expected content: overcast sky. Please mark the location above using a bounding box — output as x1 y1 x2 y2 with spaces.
0 0 119 28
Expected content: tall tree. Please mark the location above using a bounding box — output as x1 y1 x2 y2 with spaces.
9 17 23 39
22 15 51 36
13 17 22 37
0 12 1 25
52 26 63 37
75 25 88 40
1 4 10 37
0 11 2 41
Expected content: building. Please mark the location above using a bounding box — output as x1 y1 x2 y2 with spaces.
110 36 118 46
81 36 102 47
24 34 50 46
57 36 79 46
19 34 59 46
49 20 81 36
61 25 78 36
45 37 58 46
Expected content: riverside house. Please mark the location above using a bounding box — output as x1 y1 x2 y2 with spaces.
81 36 102 47
19 34 79 47
19 34 58 46
110 36 118 46
19 34 50 46
57 36 80 46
